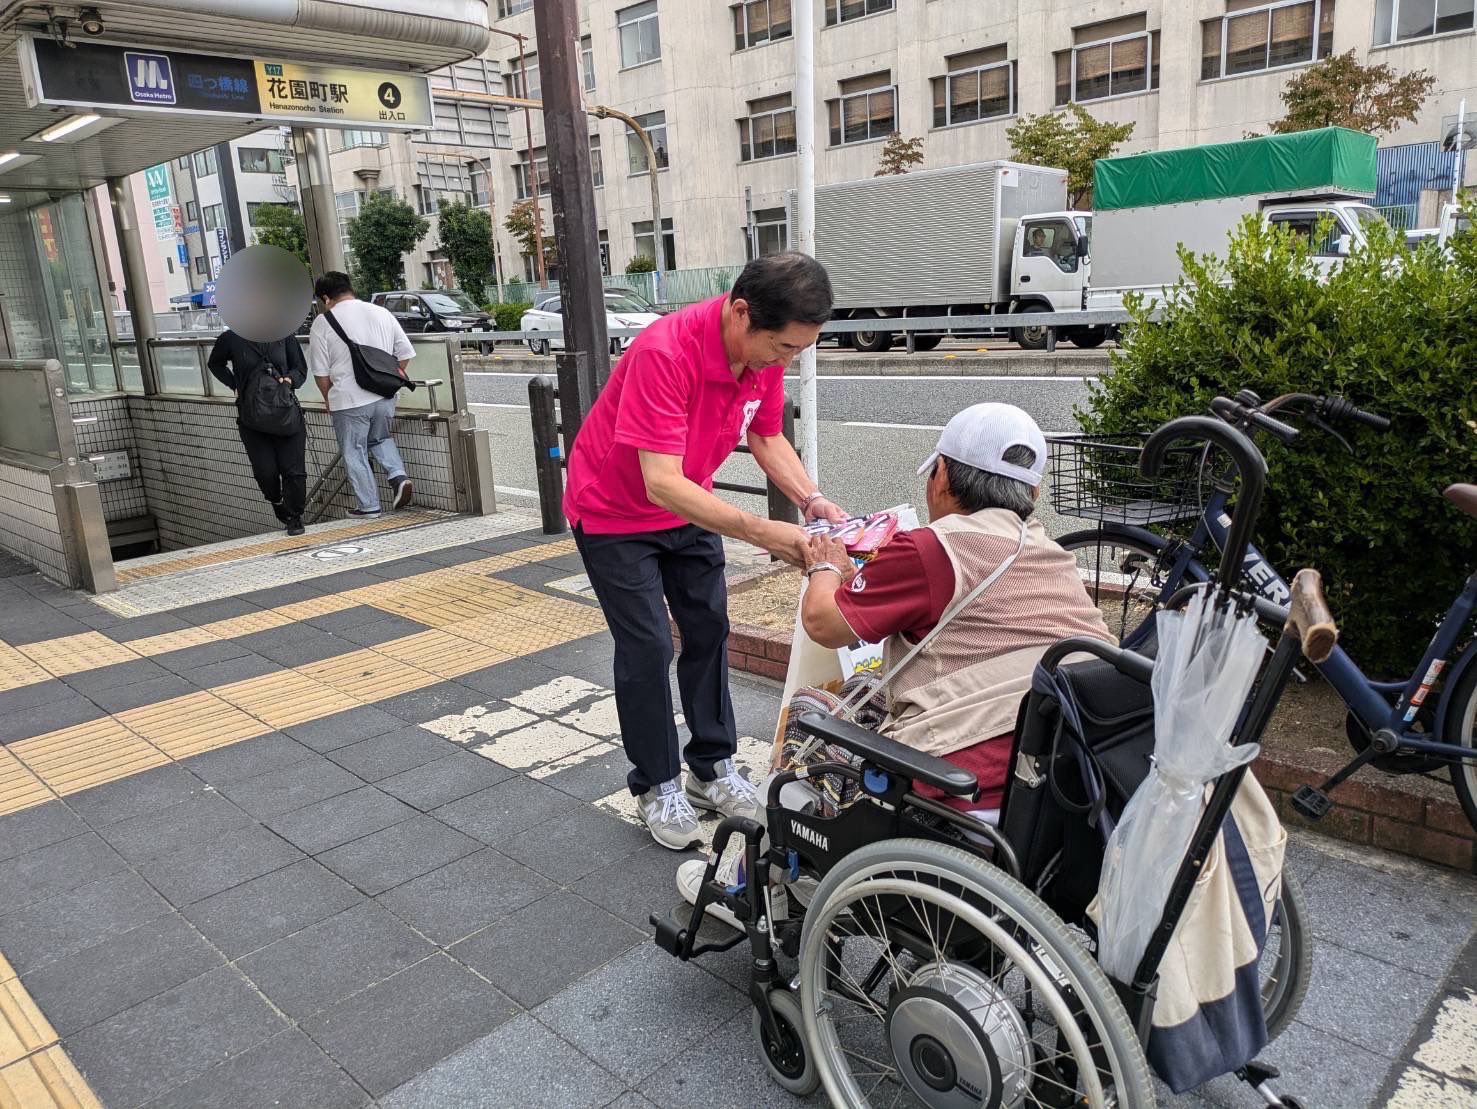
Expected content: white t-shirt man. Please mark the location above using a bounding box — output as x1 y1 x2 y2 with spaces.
309 298 415 411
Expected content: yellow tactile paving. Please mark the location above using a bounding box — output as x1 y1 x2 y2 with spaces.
17 633 140 678
0 645 51 694
125 626 222 657
201 609 296 638
215 671 359 731
10 719 168 797
0 1044 103 1109
374 630 510 679
0 750 54 817
297 648 442 702
115 692 264 754
0 971 58 1066
275 594 360 621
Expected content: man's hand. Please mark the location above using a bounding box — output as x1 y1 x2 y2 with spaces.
804 496 847 524
805 534 856 582
748 519 810 567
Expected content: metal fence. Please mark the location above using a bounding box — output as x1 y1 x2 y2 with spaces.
493 264 744 309
1377 204 1419 232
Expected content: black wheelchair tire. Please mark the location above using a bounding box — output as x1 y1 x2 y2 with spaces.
752 988 820 1097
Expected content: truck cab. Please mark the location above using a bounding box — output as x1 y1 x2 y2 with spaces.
1010 212 1099 348
1259 199 1386 273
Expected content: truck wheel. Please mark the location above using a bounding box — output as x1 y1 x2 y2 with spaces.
850 314 893 354
1068 328 1106 349
1013 305 1051 351
910 334 943 352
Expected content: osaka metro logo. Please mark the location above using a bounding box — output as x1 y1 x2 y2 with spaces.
125 52 175 105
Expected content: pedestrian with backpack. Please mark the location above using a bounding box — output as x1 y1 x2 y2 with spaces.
309 271 416 519
208 327 310 536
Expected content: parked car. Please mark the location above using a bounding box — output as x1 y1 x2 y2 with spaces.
371 290 494 351
520 292 662 355
531 286 663 314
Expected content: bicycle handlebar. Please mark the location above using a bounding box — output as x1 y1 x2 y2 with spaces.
1215 391 1391 435
1316 396 1391 431
1209 397 1300 444
1286 568 1339 663
1143 415 1267 576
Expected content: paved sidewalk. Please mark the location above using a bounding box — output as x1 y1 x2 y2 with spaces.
1 521 1474 1108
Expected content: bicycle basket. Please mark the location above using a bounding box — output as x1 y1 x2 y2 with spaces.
1048 435 1205 526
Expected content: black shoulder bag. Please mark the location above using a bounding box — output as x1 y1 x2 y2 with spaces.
237 340 304 438
323 308 416 399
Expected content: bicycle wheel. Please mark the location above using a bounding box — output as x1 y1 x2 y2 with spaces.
798 838 1156 1108
1058 528 1208 645
1440 656 1477 832
1261 870 1311 1040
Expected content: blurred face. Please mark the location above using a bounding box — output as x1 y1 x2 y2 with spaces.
215 246 312 342
728 297 823 370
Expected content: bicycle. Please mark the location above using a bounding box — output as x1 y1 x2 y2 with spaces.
1048 390 1477 832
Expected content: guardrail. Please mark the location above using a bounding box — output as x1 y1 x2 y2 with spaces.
527 374 800 536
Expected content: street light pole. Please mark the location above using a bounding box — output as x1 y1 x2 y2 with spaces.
488 25 547 287
793 0 819 482
592 104 665 303
470 154 505 304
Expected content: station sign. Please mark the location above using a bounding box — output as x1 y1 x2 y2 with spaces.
21 37 433 132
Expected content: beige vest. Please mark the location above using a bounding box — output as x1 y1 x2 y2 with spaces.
881 509 1113 756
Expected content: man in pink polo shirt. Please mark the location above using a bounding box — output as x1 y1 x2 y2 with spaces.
566 252 846 849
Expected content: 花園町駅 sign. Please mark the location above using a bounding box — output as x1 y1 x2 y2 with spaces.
20 37 433 132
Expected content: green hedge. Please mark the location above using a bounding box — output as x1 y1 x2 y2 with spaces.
1078 216 1477 676
484 302 532 332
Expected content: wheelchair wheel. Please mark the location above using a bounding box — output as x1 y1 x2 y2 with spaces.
798 839 1154 1108
753 988 820 1096
1261 870 1312 1040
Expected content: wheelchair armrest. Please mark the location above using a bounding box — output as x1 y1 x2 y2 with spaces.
794 712 979 798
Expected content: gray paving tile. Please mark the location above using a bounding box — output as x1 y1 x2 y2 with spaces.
451 890 645 1008
20 913 224 1036
165 595 264 627
144 1028 369 1109
640 1009 825 1109
182 858 364 959
317 815 482 896
602 1094 659 1109
305 604 396 633
286 703 409 752
95 790 255 863
302 954 519 1097
458 655 562 699
183 732 316 786
252 629 361 668
334 613 432 648
267 786 417 855
65 763 206 829
174 652 278 689
0 800 86 862
574 843 700 932
1303 860 1477 975
237 901 433 1021
326 725 462 782
107 611 191 642
361 556 441 579
526 638 615 686
534 943 746 1084
151 637 254 675
135 823 304 907
376 751 515 811
0 870 171 974
311 568 392 592
1296 942 1439 1054
84 673 199 713
0 692 105 742
499 803 651 885
374 682 489 725
1196 1019 1394 1108
62 658 171 696
412 546 490 568
0 678 92 716
67 965 286 1109
433 776 580 846
0 832 126 914
379 1012 625 1109
239 580 330 608
375 847 554 946
0 611 88 644
539 747 632 802
220 757 366 819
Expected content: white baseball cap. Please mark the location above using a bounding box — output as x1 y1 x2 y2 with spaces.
917 403 1048 486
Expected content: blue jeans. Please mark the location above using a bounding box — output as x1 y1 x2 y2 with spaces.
330 398 407 512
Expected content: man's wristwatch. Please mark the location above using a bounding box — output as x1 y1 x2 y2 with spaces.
804 561 843 579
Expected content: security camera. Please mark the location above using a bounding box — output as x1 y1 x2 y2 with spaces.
79 8 105 35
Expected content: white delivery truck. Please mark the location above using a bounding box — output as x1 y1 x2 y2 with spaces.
807 161 1104 352
1084 127 1387 313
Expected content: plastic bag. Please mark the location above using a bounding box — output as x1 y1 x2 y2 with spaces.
1095 588 1266 984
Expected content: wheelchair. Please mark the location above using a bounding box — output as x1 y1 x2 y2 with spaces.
652 415 1322 1108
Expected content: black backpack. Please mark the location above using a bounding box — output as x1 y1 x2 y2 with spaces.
323 308 417 399
237 341 304 438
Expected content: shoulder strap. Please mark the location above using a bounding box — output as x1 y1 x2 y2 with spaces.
834 517 1030 720
322 308 355 350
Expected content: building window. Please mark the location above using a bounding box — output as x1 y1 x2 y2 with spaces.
824 0 893 26
1055 15 1160 104
745 207 788 259
184 200 199 222
429 99 507 148
633 217 675 269
625 111 669 173
582 36 596 91
617 1 661 68
338 129 388 150
1202 1 1334 79
931 46 1014 127
192 148 219 177
247 200 299 225
175 155 190 170
508 50 541 100
827 72 896 146
472 164 490 208
591 134 605 187
515 146 551 200
734 0 792 49
599 229 611 275
496 0 533 17
194 256 209 275
418 158 473 214
739 94 797 161
237 147 287 174
1375 0 1474 42
430 59 502 97
202 203 226 231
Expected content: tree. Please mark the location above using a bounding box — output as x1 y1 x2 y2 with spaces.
346 193 428 294
1007 104 1135 208
435 199 496 303
875 133 925 176
251 204 307 265
504 199 558 277
1270 50 1435 137
624 254 656 274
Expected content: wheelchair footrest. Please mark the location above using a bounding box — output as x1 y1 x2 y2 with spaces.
1290 785 1332 820
650 903 746 960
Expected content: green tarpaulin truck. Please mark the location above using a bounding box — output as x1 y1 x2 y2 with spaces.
1084 127 1386 313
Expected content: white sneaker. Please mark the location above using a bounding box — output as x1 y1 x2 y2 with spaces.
676 836 789 931
636 779 703 851
685 758 762 822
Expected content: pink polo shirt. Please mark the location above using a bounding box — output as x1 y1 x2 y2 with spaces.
564 295 785 535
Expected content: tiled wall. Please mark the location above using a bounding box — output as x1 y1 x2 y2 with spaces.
0 461 71 587
70 396 147 524
127 397 458 551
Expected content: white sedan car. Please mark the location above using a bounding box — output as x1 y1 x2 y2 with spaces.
520 293 662 355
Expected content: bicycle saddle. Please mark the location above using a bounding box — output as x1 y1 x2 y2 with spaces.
1443 484 1477 519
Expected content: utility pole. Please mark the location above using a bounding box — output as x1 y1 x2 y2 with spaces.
793 0 819 482
489 26 548 288
534 0 609 450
